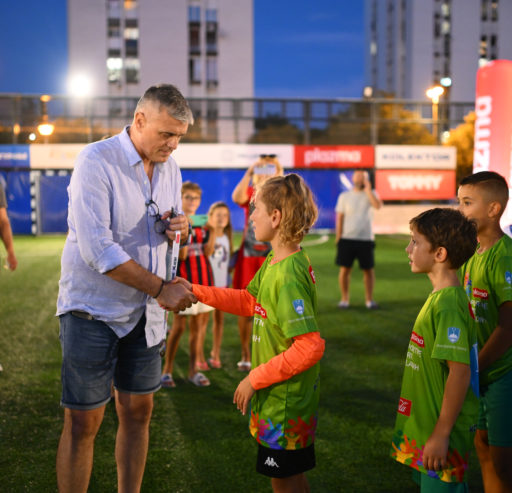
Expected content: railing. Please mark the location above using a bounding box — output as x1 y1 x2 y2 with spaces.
0 94 474 145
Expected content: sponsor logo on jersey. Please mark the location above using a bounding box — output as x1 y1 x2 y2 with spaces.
464 273 472 297
398 397 412 416
309 265 316 284
448 326 461 343
255 303 267 319
264 456 279 468
468 302 475 320
472 287 488 299
410 331 424 348
293 299 305 315
506 271 512 286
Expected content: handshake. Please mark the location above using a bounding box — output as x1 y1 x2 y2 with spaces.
155 277 197 312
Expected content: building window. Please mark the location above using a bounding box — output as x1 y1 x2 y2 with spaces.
491 0 498 21
490 34 498 59
481 0 488 21
206 21 218 55
189 22 200 55
480 35 488 58
188 5 200 22
107 57 123 84
108 18 121 38
125 39 138 57
125 58 140 84
206 58 218 87
124 0 137 10
189 57 201 84
124 18 138 38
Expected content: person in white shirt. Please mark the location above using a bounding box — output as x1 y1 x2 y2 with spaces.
334 170 382 309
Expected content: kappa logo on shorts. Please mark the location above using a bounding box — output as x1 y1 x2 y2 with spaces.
506 271 512 286
293 299 305 315
264 457 279 468
448 326 461 343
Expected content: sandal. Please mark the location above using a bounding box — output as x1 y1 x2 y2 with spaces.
195 361 210 372
237 360 251 372
208 357 222 369
188 372 210 387
161 373 176 388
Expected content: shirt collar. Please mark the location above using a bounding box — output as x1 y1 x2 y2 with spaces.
119 126 143 167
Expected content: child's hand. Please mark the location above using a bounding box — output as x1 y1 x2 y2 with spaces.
422 432 449 471
172 276 192 291
233 375 255 415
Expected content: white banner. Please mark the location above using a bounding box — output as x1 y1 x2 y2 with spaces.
28 143 294 169
375 145 456 170
172 144 294 168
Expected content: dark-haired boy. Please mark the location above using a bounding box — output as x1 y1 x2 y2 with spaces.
391 208 479 492
458 171 512 492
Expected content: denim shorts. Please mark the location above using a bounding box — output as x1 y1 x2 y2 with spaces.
59 312 162 410
477 369 512 446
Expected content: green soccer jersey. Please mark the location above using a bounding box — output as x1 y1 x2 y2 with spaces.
459 234 512 386
391 287 479 483
246 249 320 450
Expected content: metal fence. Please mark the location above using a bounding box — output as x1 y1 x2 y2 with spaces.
0 93 475 145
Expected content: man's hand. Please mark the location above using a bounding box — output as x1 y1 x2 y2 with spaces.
422 432 449 471
161 212 189 242
233 375 255 415
157 281 196 312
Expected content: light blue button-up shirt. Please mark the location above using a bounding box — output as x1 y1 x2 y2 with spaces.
56 127 183 338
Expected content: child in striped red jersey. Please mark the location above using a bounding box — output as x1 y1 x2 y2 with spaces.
161 182 215 388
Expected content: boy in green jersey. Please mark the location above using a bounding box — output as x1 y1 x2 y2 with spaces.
458 171 512 492
391 208 479 492
180 174 325 492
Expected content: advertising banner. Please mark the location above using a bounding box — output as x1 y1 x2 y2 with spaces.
30 144 85 169
375 145 456 169
173 144 294 168
293 145 374 168
0 145 30 168
375 169 456 200
474 60 512 233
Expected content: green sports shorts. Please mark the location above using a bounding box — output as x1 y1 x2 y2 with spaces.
477 368 512 447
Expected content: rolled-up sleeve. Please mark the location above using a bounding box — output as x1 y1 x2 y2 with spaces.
70 149 131 273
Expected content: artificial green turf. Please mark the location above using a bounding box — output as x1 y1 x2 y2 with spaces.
0 235 484 492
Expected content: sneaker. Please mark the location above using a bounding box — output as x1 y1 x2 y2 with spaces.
337 301 350 309
366 301 379 310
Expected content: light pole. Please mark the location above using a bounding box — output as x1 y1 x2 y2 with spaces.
37 95 55 143
426 85 444 144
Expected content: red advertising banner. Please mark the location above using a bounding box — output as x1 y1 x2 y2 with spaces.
294 145 374 168
474 60 512 231
376 169 456 200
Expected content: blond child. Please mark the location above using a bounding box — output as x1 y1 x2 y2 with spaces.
391 208 479 491
231 155 284 371
458 171 512 491
206 201 233 369
161 182 215 388
178 173 324 492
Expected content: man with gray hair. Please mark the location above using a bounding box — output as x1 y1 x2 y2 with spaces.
56 84 196 493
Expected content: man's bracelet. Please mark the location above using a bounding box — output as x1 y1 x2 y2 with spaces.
153 278 165 299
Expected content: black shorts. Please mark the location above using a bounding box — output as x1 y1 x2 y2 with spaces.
335 238 375 270
256 443 315 478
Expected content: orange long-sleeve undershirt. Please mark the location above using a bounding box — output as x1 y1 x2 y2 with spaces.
191 284 325 389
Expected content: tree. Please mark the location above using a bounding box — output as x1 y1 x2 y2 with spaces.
444 111 475 183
